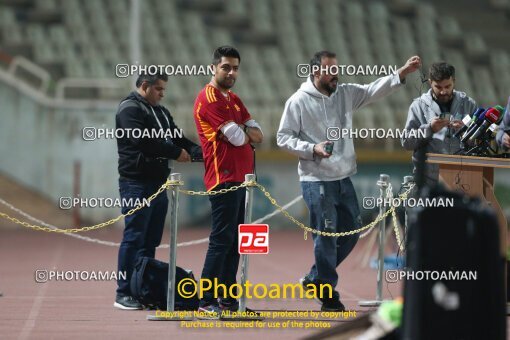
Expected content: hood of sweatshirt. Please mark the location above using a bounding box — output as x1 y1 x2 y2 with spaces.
298 78 338 126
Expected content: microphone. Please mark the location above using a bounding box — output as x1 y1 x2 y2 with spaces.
469 108 501 142
494 104 506 114
477 106 506 142
453 107 485 139
461 108 491 143
469 109 499 141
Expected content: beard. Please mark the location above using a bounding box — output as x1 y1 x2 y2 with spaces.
218 77 236 89
435 92 453 104
319 77 338 95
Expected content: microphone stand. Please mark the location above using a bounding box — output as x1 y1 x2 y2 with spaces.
463 139 496 157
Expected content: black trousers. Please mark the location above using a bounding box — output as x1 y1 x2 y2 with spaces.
200 183 245 306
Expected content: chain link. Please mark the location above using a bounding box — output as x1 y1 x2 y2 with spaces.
0 180 179 233
385 182 404 251
391 183 414 252
178 181 256 196
0 176 414 241
254 182 415 239
0 179 255 233
391 209 404 252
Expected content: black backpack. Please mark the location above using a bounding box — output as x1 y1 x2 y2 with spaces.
130 256 199 310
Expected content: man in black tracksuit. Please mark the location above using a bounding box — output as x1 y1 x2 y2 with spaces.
114 73 201 310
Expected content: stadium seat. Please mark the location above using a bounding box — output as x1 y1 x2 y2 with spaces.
65 60 88 78
471 67 499 106
438 16 464 46
35 0 58 10
489 0 510 10
249 0 273 34
465 33 488 61
2 24 24 45
0 6 17 30
393 19 418 62
1 0 509 151
33 40 59 64
489 50 510 100
368 4 397 64
445 49 475 97
25 24 47 44
226 0 248 16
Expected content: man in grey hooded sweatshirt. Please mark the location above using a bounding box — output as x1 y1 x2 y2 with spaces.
401 62 477 185
401 62 476 185
276 51 421 311
496 96 510 151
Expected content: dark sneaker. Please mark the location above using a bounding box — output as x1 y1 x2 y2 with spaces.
299 275 315 291
300 276 325 305
113 295 143 310
197 304 222 320
320 291 346 312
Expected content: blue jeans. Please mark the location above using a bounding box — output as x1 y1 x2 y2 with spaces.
301 178 361 289
116 178 168 296
200 183 245 306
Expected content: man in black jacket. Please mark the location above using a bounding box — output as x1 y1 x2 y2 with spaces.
114 73 201 310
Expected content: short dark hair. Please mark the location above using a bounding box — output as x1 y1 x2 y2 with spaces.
212 46 241 65
135 73 168 88
429 62 455 82
309 51 336 80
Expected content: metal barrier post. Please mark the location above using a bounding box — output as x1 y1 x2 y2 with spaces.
359 174 390 307
166 173 181 312
239 174 255 313
147 173 191 321
402 176 414 233
73 160 81 227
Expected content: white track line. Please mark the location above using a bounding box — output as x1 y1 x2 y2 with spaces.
18 247 62 340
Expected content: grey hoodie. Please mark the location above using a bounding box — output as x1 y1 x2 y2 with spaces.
401 89 477 184
496 96 510 149
277 74 403 182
